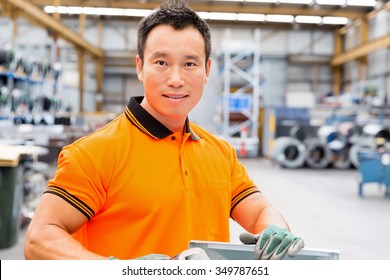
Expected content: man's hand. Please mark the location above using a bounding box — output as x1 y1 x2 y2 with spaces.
134 254 170 260
107 254 170 260
239 225 304 260
172 248 226 260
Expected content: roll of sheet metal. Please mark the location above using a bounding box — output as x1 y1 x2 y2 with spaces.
348 137 376 168
317 125 347 151
289 125 309 142
304 138 333 169
271 137 306 169
362 123 390 141
332 146 351 169
346 125 362 144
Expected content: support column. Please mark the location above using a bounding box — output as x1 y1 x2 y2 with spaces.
77 48 85 112
332 29 343 96
11 9 18 48
95 57 104 111
358 18 368 82
78 12 86 112
95 16 104 112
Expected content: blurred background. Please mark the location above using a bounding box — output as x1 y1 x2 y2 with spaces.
1 0 390 260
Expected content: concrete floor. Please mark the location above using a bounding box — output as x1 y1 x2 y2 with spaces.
1 157 390 260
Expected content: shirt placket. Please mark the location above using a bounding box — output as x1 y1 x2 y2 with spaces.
178 133 192 192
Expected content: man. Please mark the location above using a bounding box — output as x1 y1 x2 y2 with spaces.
24 0 304 260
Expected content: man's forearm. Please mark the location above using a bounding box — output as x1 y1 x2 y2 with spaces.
253 206 291 233
24 224 106 260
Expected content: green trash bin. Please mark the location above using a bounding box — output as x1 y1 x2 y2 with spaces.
0 165 23 249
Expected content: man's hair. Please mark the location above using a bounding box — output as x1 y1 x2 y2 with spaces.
137 0 211 63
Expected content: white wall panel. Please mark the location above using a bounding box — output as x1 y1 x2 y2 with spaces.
369 9 388 39
0 18 13 47
101 21 139 51
101 26 127 50
261 31 288 55
262 57 287 106
344 26 359 50
16 23 48 44
312 31 333 55
287 31 311 54
287 83 311 92
368 49 387 76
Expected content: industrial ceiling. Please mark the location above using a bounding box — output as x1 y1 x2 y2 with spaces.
15 0 388 39
1 1 389 63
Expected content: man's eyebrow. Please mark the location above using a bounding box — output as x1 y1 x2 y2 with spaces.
186 55 202 62
149 52 202 62
150 52 168 59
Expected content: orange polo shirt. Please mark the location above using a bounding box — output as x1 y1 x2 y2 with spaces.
46 96 259 259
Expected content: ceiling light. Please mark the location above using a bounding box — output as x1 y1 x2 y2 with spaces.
207 12 238 21
295 15 322 24
197 12 209 20
244 0 279 3
44 6 56 13
347 0 376 6
82 7 96 15
43 4 350 27
316 0 346 5
124 9 152 17
212 0 248 2
322 16 349 25
236 13 266 22
279 0 313 4
95 8 125 16
67 6 83 14
56 6 69 14
266 14 294 23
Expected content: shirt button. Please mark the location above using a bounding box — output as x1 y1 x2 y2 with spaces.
185 170 188 176
171 136 176 141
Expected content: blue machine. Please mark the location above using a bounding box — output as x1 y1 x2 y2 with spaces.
358 149 390 198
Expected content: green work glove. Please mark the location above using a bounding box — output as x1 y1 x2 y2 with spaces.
239 224 304 260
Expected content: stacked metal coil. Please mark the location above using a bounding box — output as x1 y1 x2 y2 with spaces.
271 137 307 168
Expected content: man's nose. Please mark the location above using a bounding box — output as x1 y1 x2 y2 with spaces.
167 67 185 88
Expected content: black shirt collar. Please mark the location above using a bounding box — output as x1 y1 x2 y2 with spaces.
124 96 201 140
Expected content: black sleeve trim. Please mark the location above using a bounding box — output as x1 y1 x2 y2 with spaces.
230 186 261 218
44 186 95 220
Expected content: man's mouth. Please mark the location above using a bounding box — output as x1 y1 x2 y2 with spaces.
163 94 188 99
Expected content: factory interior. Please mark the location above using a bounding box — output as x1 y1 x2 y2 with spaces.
1 0 390 260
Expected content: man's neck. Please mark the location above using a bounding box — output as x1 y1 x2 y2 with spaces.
139 97 186 133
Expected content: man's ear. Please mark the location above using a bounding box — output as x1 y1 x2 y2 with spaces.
204 57 212 84
136 55 143 82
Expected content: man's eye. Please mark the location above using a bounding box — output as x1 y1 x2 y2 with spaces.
156 61 166 66
185 62 196 67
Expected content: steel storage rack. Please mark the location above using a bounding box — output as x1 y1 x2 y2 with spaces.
219 29 262 157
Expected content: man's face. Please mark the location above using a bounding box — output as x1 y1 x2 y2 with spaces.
136 24 211 125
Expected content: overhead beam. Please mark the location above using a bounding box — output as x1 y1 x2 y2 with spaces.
367 0 390 20
330 34 390 66
332 0 390 66
4 0 103 58
31 0 367 19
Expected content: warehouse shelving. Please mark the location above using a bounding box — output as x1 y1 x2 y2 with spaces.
0 48 62 121
219 29 262 157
